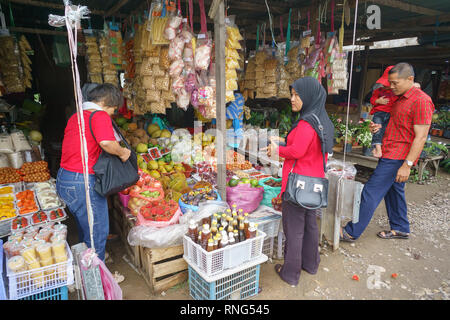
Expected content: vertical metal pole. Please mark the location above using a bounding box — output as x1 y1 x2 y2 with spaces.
214 0 226 200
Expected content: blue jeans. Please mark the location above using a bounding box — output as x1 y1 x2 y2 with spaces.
56 168 109 261
344 158 409 239
371 111 390 146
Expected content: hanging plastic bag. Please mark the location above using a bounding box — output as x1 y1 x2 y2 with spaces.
172 75 185 91
80 248 122 300
168 34 185 61
194 35 212 71
326 158 357 180
127 223 188 248
259 177 282 207
169 59 184 77
184 71 196 93
175 88 190 110
164 14 183 40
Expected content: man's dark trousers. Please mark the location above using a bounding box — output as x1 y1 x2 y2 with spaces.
344 158 410 239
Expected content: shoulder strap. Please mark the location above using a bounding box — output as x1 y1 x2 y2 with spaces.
89 110 133 151
290 115 327 173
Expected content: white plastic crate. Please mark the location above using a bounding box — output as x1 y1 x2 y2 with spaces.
275 231 286 259
6 242 74 300
262 237 274 261
188 254 268 300
183 230 266 277
249 215 281 238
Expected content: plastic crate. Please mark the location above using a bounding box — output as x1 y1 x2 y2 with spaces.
249 215 281 238
262 237 274 260
183 230 266 277
188 255 267 300
6 242 74 300
0 240 6 300
20 286 68 300
274 231 286 259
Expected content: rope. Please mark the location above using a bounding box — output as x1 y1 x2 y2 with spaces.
49 1 96 254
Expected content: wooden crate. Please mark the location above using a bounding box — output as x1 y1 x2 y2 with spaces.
139 245 188 294
110 195 141 269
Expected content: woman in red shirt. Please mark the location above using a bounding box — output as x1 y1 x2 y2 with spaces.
268 77 334 287
56 84 130 261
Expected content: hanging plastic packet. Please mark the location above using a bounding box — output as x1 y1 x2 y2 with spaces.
168 34 185 61
164 11 183 40
194 33 212 71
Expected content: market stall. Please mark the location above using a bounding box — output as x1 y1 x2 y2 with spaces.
1 0 449 301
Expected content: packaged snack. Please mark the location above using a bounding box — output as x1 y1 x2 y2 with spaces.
169 59 184 78
194 36 212 71
8 256 27 273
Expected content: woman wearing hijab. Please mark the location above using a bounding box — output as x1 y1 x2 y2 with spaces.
267 77 334 287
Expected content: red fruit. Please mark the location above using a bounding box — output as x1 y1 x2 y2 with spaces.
352 275 360 281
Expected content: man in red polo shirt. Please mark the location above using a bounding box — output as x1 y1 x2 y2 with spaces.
341 62 434 242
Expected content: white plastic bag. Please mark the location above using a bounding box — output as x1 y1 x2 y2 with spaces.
10 131 32 152
127 223 189 248
194 36 212 71
0 132 14 153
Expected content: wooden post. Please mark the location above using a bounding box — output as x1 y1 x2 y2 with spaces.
357 45 370 118
211 0 227 200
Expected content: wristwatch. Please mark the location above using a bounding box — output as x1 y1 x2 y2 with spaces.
405 160 413 167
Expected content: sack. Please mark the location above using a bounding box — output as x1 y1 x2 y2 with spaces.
259 177 282 207
89 111 139 197
226 184 264 213
282 114 328 210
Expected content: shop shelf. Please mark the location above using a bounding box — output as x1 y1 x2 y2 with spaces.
183 230 266 277
20 286 68 300
188 255 267 300
6 241 74 300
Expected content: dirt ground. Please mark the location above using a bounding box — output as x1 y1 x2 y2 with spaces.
67 171 450 300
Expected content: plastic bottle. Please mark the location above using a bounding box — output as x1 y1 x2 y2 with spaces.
247 222 257 239
188 220 198 242
227 224 234 234
233 230 239 243
212 214 219 225
226 208 232 217
197 231 202 244
232 217 238 229
228 232 236 246
201 224 210 243
213 236 219 250
211 221 218 236
220 235 229 248
231 204 237 216
207 238 214 252
243 214 250 235
238 208 244 217
221 213 227 225
239 221 245 242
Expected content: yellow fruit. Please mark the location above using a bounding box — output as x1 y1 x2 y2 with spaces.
147 123 160 135
148 160 159 170
160 129 171 138
151 130 162 138
150 170 161 179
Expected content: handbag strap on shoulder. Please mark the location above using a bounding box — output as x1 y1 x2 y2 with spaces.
88 111 133 151
290 114 327 173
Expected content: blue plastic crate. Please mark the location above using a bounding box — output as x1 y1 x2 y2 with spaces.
1 239 6 300
20 286 68 300
188 262 261 300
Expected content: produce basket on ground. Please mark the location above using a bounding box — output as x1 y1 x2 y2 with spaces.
258 177 282 208
178 188 221 214
188 254 267 300
183 230 266 277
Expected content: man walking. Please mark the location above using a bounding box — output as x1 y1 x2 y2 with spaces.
340 62 435 241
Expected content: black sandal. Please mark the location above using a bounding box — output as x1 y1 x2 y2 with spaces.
274 264 297 287
340 228 356 243
377 230 409 240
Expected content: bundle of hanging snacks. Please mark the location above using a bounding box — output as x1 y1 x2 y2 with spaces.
262 58 278 98
225 19 243 103
18 35 33 89
85 35 103 84
0 36 25 93
254 50 268 99
242 56 256 100
99 34 118 86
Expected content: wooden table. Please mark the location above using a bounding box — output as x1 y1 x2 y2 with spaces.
416 155 445 181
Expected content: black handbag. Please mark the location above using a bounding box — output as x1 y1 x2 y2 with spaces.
282 114 328 210
89 111 139 197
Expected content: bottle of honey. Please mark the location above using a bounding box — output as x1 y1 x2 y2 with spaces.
238 221 245 242
207 238 214 252
188 220 198 242
247 222 257 239
233 230 239 243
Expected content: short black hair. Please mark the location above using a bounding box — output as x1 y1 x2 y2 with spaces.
87 83 123 107
389 62 415 79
